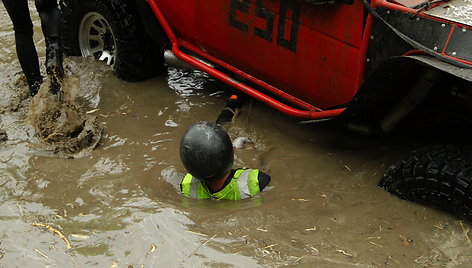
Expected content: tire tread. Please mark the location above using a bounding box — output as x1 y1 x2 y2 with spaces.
380 145 472 222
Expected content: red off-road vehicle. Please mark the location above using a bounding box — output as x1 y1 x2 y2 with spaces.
60 0 472 220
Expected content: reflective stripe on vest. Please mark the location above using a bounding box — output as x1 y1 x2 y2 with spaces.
237 169 260 199
182 173 210 199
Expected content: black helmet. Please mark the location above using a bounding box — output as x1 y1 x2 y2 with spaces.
179 121 234 182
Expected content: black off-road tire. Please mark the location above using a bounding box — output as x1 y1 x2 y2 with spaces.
380 145 472 222
60 0 165 81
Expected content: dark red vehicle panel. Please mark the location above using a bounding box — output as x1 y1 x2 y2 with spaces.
149 0 472 120
158 0 366 109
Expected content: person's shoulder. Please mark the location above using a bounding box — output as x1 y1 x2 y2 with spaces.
181 173 197 188
256 170 270 191
182 173 193 181
235 168 270 192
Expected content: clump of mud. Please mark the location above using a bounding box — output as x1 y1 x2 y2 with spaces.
27 76 102 158
0 74 31 114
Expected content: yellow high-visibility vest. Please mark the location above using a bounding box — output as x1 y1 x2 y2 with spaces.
181 169 261 200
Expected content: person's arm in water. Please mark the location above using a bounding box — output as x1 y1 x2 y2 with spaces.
215 94 242 126
257 171 271 191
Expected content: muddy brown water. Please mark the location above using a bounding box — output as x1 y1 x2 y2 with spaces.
1 5 472 268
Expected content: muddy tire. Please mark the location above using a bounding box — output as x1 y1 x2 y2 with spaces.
60 0 165 81
379 145 472 222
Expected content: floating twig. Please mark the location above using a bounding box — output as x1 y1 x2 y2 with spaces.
340 161 352 172
336 249 353 257
85 109 99 114
146 244 157 256
367 236 381 240
369 241 384 248
186 230 208 237
293 255 305 263
189 234 216 257
291 198 309 202
260 244 278 249
0 154 15 164
35 248 49 259
70 234 90 239
459 221 471 247
32 223 72 249
16 202 24 216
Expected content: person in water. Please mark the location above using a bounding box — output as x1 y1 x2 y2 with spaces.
179 121 270 200
2 0 64 95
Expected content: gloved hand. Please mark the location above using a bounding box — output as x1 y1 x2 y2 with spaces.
216 94 242 126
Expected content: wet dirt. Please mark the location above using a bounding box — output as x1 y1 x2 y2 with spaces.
1 4 472 268
27 74 102 158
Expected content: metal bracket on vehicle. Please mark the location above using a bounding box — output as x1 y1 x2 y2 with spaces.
164 50 196 70
147 0 346 120
380 68 440 132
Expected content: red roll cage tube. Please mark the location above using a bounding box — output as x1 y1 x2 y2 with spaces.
147 0 347 120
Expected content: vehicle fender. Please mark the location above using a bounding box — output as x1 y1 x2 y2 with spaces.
341 55 472 118
362 0 472 70
406 55 472 83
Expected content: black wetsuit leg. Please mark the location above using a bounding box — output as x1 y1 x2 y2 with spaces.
35 0 63 94
2 0 42 87
3 0 61 94
34 0 60 39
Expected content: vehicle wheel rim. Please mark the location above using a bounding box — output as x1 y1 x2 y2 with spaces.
78 12 116 66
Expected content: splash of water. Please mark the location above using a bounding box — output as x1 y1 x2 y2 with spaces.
27 75 102 158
